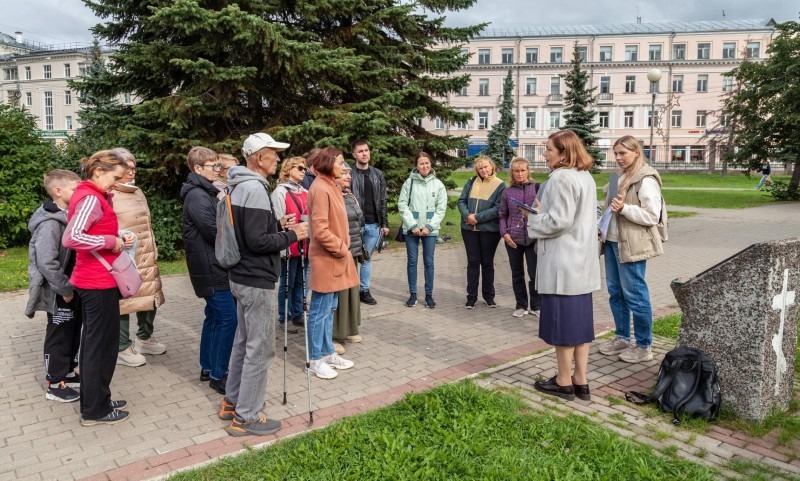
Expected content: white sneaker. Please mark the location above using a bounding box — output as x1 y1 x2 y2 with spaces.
135 336 167 355
333 341 346 355
619 346 654 363
598 338 630 356
306 359 337 379
323 352 354 370
512 309 528 318
117 345 146 367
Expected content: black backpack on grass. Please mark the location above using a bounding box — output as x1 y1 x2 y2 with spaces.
625 346 721 424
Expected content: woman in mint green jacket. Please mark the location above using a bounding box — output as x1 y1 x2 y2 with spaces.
397 152 447 308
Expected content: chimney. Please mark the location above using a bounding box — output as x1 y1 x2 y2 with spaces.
14 31 22 43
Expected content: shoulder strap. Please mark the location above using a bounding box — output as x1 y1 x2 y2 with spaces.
286 189 304 214
91 250 113 271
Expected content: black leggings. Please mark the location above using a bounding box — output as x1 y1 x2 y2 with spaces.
462 229 500 301
77 287 120 420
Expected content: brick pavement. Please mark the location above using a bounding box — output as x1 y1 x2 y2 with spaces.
0 202 797 481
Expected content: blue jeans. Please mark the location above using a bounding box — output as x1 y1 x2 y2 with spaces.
359 223 380 292
405 235 436 295
756 174 770 190
278 257 305 323
306 291 337 361
604 241 653 348
199 290 238 381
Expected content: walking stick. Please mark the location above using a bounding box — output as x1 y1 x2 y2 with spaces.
281 253 290 406
299 240 314 425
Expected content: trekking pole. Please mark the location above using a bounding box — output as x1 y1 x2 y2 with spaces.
281 251 290 405
299 241 314 425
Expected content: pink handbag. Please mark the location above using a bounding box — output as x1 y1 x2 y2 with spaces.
91 250 143 298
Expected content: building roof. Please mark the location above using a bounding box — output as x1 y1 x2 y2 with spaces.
476 18 776 38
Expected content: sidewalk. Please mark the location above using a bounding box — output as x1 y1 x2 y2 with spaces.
0 202 797 481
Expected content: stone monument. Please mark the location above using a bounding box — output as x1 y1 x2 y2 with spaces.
671 238 799 422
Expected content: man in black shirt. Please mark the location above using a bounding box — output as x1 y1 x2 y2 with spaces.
349 140 388 305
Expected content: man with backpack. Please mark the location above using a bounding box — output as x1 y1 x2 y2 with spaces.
218 133 308 437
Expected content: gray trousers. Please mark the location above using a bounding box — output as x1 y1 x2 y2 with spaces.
226 281 277 422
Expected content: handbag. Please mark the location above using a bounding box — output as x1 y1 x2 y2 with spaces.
360 232 370 261
92 250 143 298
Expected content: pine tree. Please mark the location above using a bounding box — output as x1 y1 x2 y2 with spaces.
81 0 485 194
561 43 601 168
484 69 516 167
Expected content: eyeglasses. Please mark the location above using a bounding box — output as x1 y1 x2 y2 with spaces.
294 166 306 172
202 163 223 172
126 168 137 175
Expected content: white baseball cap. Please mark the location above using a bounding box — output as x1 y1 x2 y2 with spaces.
241 133 290 158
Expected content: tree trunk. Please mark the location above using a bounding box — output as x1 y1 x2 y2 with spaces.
791 155 800 191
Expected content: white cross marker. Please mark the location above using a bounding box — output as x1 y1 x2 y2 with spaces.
771 268 796 397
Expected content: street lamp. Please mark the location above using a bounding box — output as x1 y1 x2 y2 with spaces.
647 68 662 163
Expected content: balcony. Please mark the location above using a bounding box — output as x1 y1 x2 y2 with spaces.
597 92 613 104
547 94 563 105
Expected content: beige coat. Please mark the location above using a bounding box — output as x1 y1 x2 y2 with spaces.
612 166 664 263
113 183 165 314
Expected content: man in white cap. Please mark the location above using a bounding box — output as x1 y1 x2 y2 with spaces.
218 133 309 437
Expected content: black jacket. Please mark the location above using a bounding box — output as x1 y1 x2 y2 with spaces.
180 173 230 298
350 165 388 228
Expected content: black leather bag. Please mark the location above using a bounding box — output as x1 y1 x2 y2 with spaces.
625 346 721 424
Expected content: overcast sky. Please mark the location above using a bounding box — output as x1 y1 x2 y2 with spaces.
1 0 797 45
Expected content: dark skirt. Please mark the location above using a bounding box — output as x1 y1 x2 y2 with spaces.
538 293 595 346
333 259 361 339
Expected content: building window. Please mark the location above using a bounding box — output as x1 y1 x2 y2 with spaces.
478 112 488 129
697 74 708 92
575 46 588 62
66 116 73 130
550 47 563 63
525 48 538 63
478 79 489 96
478 49 490 64
455 118 468 130
690 146 705 162
697 43 710 60
457 84 467 96
721 113 731 127
598 111 609 128
647 109 658 128
501 48 514 64
672 146 686 162
722 42 736 59
24 66 31 80
549 111 560 129
25 92 32 106
672 75 684 92
648 44 662 60
599 46 612 62
44 91 54 130
79 63 87 77
3 68 18 80
722 76 734 92
435 117 444 130
525 111 536 129
123 92 132 104
624 111 634 128
599 76 611 94
673 43 686 60
696 110 707 127
625 45 638 61
525 77 537 95
64 63 71 77
671 110 682 128
746 42 760 59
625 75 636 93
44 65 52 79
65 90 72 105
550 77 560 95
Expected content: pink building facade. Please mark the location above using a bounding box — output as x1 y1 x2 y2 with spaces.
430 19 776 170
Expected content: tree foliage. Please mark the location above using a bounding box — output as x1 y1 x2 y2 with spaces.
484 69 515 166
561 43 601 169
0 105 62 247
81 0 485 197
725 20 800 199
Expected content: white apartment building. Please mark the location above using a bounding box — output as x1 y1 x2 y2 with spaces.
430 19 777 170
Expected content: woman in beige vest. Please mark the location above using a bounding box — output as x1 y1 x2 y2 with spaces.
597 136 663 364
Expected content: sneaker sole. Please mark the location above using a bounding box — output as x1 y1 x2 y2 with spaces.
136 347 167 355
512 311 528 318
619 354 654 363
45 392 80 403
465 305 475 309
406 303 416 307
225 424 281 437
117 358 146 367
598 347 629 356
80 414 130 426
305 368 338 379
328 363 354 370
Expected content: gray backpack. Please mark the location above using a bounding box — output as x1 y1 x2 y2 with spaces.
215 185 240 269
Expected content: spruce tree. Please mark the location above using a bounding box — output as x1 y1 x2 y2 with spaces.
81 0 485 194
561 43 601 168
484 69 516 167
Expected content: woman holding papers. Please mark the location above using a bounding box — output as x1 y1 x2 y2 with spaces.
527 130 600 402
597 135 664 364
498 157 541 318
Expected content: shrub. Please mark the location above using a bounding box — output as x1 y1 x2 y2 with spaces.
768 180 800 201
146 190 184 262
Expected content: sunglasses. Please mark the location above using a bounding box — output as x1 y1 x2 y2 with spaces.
294 166 306 172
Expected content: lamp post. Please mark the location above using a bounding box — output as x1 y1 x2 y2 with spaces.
647 68 662 163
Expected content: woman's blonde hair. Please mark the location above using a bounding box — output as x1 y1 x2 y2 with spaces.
613 135 645 193
547 130 593 171
507 157 531 185
473 155 496 177
279 156 306 183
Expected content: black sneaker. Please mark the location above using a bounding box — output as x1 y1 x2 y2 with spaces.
484 299 497 308
210 375 227 395
110 399 128 410
226 414 281 437
465 299 476 309
405 293 417 307
200 369 211 382
81 409 129 426
425 295 436 308
46 381 80 403
360 290 377 305
65 372 80 388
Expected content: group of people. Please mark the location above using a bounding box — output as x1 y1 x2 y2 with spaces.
26 128 664 433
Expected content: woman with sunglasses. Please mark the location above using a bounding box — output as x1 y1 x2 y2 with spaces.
271 157 309 333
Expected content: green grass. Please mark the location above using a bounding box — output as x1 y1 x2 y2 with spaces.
168 380 717 481
727 459 800 481
0 247 29 292
652 312 683 339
